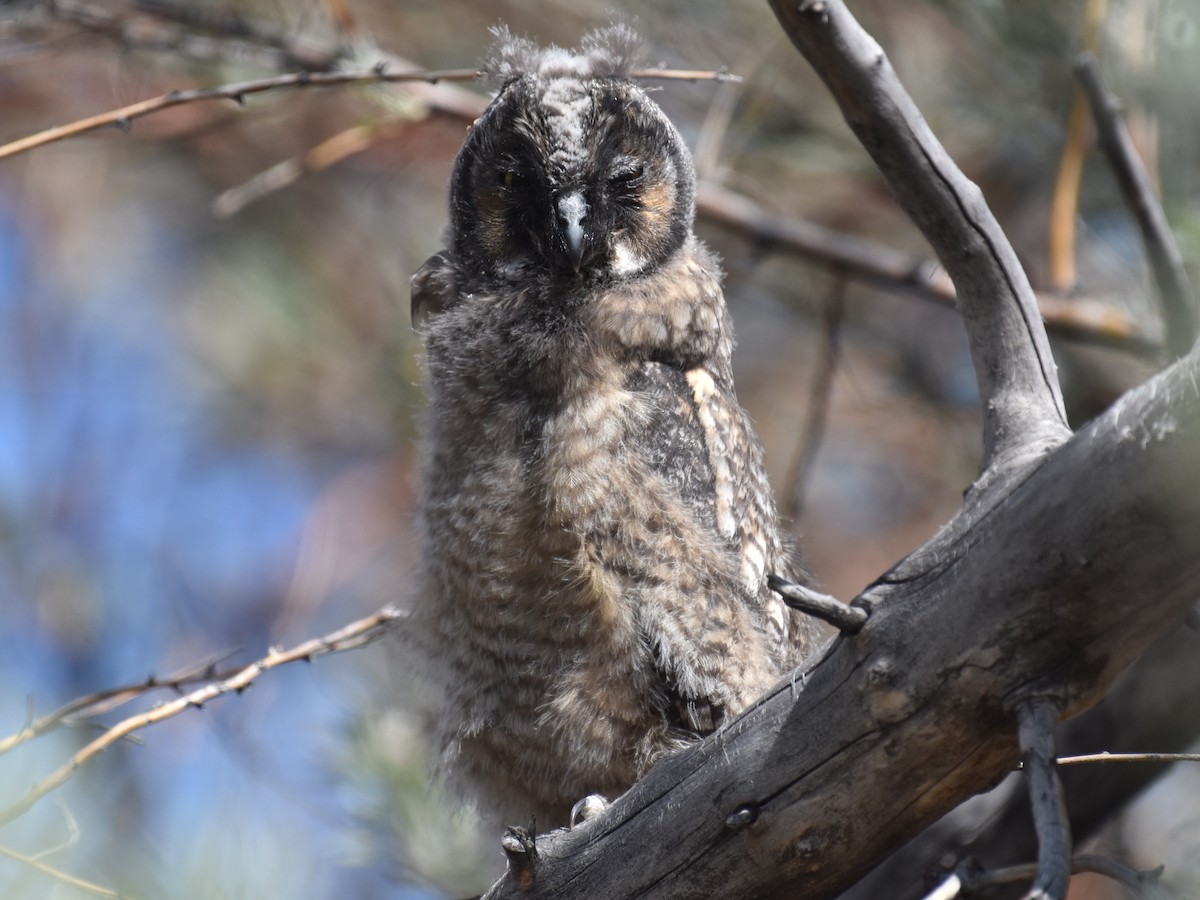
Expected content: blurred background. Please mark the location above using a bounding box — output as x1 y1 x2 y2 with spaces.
0 1 1198 897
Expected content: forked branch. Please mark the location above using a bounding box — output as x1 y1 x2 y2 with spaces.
767 0 1072 475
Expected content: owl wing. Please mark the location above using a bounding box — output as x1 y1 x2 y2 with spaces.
634 358 798 634
624 358 801 738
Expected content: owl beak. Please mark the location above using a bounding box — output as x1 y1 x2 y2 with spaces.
557 191 588 274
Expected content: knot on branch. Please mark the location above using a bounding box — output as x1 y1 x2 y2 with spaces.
500 826 539 892
724 803 760 831
768 574 867 633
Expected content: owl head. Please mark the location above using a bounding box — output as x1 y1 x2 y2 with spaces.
447 24 696 291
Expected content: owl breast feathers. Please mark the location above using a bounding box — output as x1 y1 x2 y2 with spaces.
410 23 820 829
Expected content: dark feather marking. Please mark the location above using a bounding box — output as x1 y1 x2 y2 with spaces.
625 361 718 534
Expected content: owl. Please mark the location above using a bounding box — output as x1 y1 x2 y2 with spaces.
409 24 820 830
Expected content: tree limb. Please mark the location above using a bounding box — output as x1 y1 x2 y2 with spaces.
477 344 1200 898
768 0 1072 475
1015 698 1070 900
1075 51 1197 358
839 624 1200 900
696 181 1158 356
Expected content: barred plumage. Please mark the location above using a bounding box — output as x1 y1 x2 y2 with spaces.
409 25 820 829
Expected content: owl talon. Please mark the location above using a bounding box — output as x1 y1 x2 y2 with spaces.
570 794 610 828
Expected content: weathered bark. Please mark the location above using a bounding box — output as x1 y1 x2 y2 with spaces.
840 625 1200 899
479 352 1200 900
478 2 1200 897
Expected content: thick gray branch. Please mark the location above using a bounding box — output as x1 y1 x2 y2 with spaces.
766 0 1071 474
838 624 1200 899
1075 52 1197 358
481 349 1200 899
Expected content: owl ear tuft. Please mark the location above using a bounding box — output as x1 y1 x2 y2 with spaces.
578 20 643 78
479 21 644 85
480 25 542 83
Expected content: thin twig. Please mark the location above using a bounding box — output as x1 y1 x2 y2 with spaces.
785 276 845 521
923 855 1167 900
1057 751 1200 766
0 651 244 756
0 63 738 163
696 182 1157 356
1075 51 1197 357
1047 0 1109 292
212 118 413 217
0 606 405 827
1016 697 1071 900
0 842 130 899
0 66 479 161
630 68 741 83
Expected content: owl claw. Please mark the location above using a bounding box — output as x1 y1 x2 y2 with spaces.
569 793 610 828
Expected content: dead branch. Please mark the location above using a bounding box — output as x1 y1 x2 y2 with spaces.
0 605 404 827
695 181 1158 355
0 651 242 756
770 0 1072 475
0 841 129 900
0 66 479 161
1076 52 1197 357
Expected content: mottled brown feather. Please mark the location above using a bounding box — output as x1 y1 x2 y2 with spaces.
407 27 821 829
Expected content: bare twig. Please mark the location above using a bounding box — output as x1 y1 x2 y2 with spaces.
1016 697 1071 900
1047 0 1109 292
0 651 243 756
695 182 1156 354
784 277 845 520
500 827 539 891
768 574 865 633
923 855 1167 900
1076 51 1197 357
0 63 737 163
0 605 404 827
630 68 741 83
0 66 479 161
0 842 129 899
1058 751 1200 766
212 118 412 217
768 0 1072 475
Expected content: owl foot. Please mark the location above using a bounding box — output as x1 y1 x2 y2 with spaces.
569 794 610 828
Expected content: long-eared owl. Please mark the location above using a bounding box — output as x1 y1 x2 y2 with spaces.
409 24 820 829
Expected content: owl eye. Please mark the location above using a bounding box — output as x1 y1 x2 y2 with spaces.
498 170 522 190
608 163 645 190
